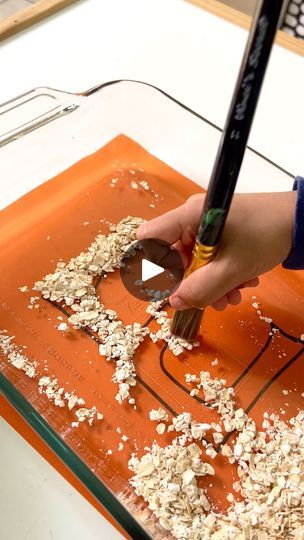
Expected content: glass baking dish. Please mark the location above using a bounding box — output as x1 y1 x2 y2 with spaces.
1 80 301 540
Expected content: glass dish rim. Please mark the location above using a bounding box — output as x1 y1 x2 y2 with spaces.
0 78 294 181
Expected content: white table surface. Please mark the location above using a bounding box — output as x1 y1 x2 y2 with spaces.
1 0 304 539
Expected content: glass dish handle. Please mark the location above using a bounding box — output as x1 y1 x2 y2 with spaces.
0 86 82 148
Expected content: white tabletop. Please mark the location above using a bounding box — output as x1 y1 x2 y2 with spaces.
1 0 304 538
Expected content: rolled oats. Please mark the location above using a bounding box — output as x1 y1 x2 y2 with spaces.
58 322 69 332
0 331 103 428
18 285 28 293
156 423 166 435
0 330 37 378
129 441 215 539
149 407 169 423
130 346 304 539
34 217 150 404
130 407 304 539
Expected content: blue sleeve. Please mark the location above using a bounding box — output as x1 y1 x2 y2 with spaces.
282 176 304 270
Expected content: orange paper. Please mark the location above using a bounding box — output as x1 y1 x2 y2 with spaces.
1 135 304 532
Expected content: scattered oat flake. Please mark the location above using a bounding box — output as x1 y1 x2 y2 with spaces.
58 322 69 332
226 493 234 503
0 330 37 378
156 423 166 435
139 180 150 191
149 407 169 422
185 373 198 383
19 285 28 293
212 432 224 445
131 180 138 189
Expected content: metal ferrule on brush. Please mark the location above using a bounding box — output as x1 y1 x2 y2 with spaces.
184 242 218 277
171 242 218 339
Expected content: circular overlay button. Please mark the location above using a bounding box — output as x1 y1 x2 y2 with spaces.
120 238 184 302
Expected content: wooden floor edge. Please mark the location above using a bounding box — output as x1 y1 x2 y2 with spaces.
185 0 304 57
0 0 81 42
1 0 303 56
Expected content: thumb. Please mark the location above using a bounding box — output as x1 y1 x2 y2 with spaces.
170 258 235 310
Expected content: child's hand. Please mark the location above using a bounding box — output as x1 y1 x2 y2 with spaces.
136 192 296 311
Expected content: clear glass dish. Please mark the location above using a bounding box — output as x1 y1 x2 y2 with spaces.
1 80 302 540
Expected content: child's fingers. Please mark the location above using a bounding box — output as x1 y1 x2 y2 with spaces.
137 206 183 244
169 259 239 310
171 240 190 268
227 288 242 305
238 277 259 289
137 194 204 246
210 297 228 311
211 280 259 311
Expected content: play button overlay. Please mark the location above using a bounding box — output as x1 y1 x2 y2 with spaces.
142 259 164 282
120 238 184 302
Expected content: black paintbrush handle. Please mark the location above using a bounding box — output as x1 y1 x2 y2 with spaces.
197 0 285 247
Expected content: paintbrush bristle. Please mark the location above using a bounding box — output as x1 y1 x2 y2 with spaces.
171 308 203 340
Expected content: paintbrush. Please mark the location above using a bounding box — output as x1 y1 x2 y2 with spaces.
171 0 285 340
